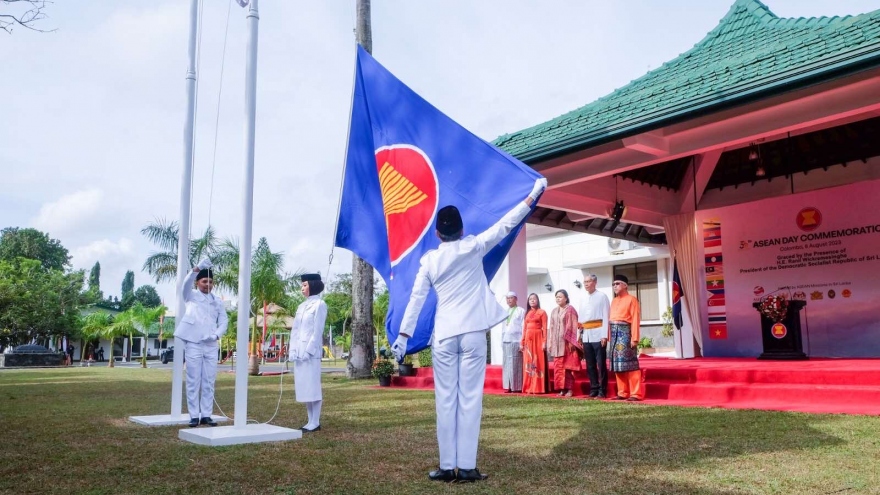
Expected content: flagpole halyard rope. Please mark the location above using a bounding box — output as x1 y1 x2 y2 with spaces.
207 0 234 229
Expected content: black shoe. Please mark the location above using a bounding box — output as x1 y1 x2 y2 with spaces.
428 469 456 482
609 396 627 400
456 468 488 482
589 392 599 398
597 393 606 399
200 417 218 427
188 418 199 428
301 425 321 433
626 397 642 402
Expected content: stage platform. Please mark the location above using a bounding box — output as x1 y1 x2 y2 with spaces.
391 357 880 416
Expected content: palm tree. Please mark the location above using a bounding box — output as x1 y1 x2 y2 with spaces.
141 219 224 284
213 237 288 375
81 312 128 368
108 304 167 368
81 312 113 363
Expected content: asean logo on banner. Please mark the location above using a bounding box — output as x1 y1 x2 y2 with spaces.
375 145 439 266
771 322 788 339
796 207 822 232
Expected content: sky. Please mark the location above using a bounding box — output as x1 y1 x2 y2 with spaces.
2 0 878 307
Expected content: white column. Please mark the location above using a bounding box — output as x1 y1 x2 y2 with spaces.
234 0 260 428
171 0 200 417
488 229 527 365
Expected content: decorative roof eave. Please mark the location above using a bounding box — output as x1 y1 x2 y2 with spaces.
515 47 880 165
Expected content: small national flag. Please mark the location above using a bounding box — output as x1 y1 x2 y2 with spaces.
235 0 249 7
709 323 728 339
706 276 724 289
671 258 684 330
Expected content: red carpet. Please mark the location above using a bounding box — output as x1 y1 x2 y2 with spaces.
391 357 880 416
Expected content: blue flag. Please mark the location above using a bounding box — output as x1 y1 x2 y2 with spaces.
672 258 684 330
334 46 542 354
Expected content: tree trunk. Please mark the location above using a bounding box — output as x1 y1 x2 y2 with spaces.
349 256 375 378
248 316 260 375
348 0 375 379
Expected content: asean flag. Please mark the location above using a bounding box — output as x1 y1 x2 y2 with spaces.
334 46 541 354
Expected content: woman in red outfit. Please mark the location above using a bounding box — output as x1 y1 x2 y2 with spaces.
521 293 548 394
547 289 582 397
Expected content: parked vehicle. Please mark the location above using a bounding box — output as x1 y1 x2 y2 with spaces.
160 346 181 364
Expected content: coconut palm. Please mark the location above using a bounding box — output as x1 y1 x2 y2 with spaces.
116 302 166 368
141 219 225 285
80 312 113 363
213 237 288 375
81 312 128 368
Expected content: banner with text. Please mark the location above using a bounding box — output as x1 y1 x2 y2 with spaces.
695 180 880 357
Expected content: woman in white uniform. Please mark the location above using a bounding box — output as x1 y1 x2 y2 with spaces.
289 273 328 433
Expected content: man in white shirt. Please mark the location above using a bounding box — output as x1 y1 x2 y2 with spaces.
176 260 228 427
391 177 546 483
578 273 610 398
501 291 525 393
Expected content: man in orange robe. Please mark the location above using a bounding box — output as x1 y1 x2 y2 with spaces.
608 274 643 401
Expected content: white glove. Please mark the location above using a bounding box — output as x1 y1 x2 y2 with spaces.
197 258 213 270
289 348 299 362
390 334 409 363
529 177 548 201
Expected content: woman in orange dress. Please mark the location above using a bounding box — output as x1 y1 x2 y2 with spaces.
521 293 548 394
547 289 582 397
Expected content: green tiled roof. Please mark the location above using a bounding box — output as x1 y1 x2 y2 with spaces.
495 0 880 162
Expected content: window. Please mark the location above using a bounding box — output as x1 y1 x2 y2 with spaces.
613 261 660 321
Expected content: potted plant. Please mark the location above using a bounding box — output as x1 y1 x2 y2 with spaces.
372 357 395 387
637 337 654 355
398 354 416 376
417 347 433 368
661 306 674 338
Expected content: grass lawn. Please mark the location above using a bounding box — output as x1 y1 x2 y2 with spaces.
1 368 879 495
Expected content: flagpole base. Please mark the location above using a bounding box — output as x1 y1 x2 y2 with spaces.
178 423 301 446
128 414 228 426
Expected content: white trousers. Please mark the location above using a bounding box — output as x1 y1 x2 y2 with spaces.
433 330 487 470
184 340 219 419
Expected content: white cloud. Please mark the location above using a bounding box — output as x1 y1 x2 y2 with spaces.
71 238 135 265
32 189 104 235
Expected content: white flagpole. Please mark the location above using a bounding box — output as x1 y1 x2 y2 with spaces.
170 0 201 420
233 0 260 428
128 0 200 426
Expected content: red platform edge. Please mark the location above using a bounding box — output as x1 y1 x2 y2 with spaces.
390 357 880 416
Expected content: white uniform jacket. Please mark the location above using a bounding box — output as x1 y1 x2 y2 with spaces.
174 270 228 344
400 201 532 343
501 306 526 343
289 295 328 360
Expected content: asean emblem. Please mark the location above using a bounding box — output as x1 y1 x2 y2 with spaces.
771 323 787 339
375 144 439 266
753 286 764 297
796 207 822 232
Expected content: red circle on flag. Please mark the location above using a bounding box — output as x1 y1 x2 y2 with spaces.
754 286 764 297
771 323 787 339
796 207 822 232
375 145 439 266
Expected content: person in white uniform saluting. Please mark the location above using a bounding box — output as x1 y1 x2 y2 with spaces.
289 273 328 433
176 259 228 428
391 177 547 483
